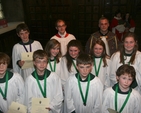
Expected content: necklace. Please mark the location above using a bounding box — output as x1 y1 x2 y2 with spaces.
77 73 90 106
93 58 102 76
0 71 8 100
34 70 47 98
115 84 131 112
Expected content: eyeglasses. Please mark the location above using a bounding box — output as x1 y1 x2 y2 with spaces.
57 24 66 28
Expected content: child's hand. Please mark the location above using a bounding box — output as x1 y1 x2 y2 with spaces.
18 60 25 67
45 107 51 111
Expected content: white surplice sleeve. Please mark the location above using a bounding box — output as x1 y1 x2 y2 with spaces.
49 72 63 113
60 57 70 86
12 44 22 74
109 52 120 86
14 73 25 104
102 88 112 113
64 76 75 113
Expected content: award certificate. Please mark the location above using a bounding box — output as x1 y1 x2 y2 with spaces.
7 102 27 113
31 98 49 113
107 108 119 113
21 52 33 69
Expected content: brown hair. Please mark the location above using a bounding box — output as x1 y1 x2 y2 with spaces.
0 52 10 65
119 32 138 64
16 23 30 34
55 19 66 27
76 53 93 66
65 40 84 72
116 64 136 80
33 50 48 61
44 39 61 63
99 16 109 24
90 39 110 67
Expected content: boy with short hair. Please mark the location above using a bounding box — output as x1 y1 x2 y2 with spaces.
64 53 103 113
102 64 141 113
25 50 63 113
51 19 76 56
0 52 25 113
12 23 43 80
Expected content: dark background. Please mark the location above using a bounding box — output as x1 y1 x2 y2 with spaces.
1 0 141 68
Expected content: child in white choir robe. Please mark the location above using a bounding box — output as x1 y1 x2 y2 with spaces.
25 50 63 113
102 64 141 113
65 53 103 113
110 32 141 94
45 39 64 113
0 52 25 113
12 23 43 80
60 40 84 87
50 19 76 56
44 39 62 78
90 39 111 89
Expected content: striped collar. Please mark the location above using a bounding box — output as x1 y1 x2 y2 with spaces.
56 32 69 38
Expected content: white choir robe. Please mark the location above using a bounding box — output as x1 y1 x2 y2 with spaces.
102 87 141 113
47 58 64 113
12 40 43 80
60 57 77 87
91 57 111 89
60 57 78 113
47 58 62 79
110 51 141 94
25 70 63 113
51 32 76 56
64 74 103 113
0 72 25 113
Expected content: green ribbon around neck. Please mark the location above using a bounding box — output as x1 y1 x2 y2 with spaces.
0 71 8 100
77 73 90 106
94 58 102 76
72 60 78 72
49 59 56 72
115 84 131 112
34 70 47 98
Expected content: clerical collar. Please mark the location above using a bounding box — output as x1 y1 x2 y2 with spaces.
71 57 76 60
0 70 13 83
124 51 133 56
32 69 51 80
99 31 109 36
19 39 34 45
56 31 69 38
93 55 102 58
112 83 132 94
49 57 56 61
75 73 95 82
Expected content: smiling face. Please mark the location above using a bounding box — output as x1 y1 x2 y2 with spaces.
124 36 136 54
116 73 133 92
77 64 92 80
93 44 104 57
50 44 60 58
17 30 29 43
69 46 80 59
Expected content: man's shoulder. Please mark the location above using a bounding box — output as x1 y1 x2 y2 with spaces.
107 31 116 37
51 35 57 38
90 31 101 37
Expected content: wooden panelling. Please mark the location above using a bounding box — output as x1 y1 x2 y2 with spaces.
23 0 141 49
